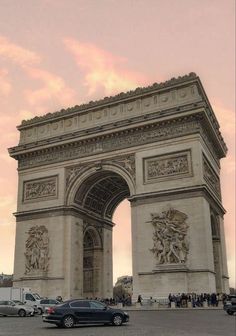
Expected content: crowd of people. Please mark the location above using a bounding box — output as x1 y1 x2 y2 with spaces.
81 293 229 308
168 293 227 307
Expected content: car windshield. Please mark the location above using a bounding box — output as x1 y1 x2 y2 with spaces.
33 293 41 300
13 301 24 305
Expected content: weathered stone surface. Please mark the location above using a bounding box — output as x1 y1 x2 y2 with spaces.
10 74 229 299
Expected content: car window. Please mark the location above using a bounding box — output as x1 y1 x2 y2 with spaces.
13 301 23 305
89 301 106 309
25 294 36 301
70 301 90 308
40 299 49 304
49 300 57 304
0 301 7 305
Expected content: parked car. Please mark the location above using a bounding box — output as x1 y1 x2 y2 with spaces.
0 300 35 317
13 300 38 314
223 295 236 315
38 299 60 313
42 299 129 328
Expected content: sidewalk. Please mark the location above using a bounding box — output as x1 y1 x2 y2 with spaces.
113 304 223 311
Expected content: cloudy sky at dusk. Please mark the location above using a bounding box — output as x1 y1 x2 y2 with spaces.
0 0 235 286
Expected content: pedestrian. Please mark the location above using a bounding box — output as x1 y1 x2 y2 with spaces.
137 294 143 305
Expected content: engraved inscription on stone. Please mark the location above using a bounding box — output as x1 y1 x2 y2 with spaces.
203 155 221 197
144 150 192 183
23 176 58 202
148 208 189 265
25 225 49 274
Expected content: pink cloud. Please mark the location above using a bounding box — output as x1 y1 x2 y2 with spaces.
212 103 235 142
0 68 11 96
0 36 41 66
0 36 76 115
24 66 76 109
64 38 146 96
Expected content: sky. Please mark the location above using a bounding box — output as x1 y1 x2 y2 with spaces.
0 0 235 287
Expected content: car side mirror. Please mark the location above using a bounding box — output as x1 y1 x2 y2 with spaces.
11 303 16 306
103 306 107 310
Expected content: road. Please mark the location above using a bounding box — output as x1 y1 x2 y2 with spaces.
0 310 235 336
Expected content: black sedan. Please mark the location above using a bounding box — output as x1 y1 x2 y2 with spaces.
42 299 129 328
223 295 236 315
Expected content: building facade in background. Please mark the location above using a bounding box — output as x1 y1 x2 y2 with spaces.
9 73 229 300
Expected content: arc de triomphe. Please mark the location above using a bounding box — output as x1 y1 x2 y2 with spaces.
9 73 229 300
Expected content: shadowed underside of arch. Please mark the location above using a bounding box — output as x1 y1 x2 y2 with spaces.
74 171 130 219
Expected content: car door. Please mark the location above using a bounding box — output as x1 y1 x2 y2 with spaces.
7 301 17 315
69 300 91 322
89 301 110 322
0 301 8 315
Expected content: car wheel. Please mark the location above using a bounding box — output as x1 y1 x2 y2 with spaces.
112 314 123 326
37 308 43 315
18 309 26 317
62 315 75 328
227 310 234 315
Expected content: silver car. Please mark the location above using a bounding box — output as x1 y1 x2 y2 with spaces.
0 300 34 317
38 299 60 313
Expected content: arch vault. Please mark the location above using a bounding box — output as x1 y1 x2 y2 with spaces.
9 73 229 299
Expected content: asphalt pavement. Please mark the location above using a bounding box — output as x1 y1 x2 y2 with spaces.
0 309 235 336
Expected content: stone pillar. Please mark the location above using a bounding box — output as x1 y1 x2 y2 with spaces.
102 227 113 298
218 216 230 293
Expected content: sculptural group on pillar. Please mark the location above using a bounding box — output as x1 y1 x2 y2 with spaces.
149 208 189 265
25 225 49 274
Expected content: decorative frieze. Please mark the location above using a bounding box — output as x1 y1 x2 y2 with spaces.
148 207 189 265
20 73 198 126
144 150 192 183
19 74 202 146
18 116 203 170
66 154 135 190
23 176 58 202
25 225 49 274
203 155 221 197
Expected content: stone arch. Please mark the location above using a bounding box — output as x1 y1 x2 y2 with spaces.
66 164 134 298
83 226 103 298
83 225 102 249
10 74 230 299
66 164 134 220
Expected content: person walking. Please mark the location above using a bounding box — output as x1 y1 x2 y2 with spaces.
137 294 143 305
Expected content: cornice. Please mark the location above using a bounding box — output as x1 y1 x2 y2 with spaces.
128 185 226 215
10 102 202 155
9 75 227 160
14 205 114 229
19 72 198 128
11 113 209 170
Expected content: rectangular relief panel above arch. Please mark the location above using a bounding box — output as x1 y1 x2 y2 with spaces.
143 150 193 185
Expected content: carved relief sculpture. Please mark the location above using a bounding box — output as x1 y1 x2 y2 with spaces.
66 154 135 190
25 225 49 274
23 176 58 202
203 156 221 197
144 151 192 183
149 208 189 264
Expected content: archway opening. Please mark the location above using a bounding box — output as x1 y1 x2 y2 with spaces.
210 214 222 292
73 169 132 298
112 200 132 285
